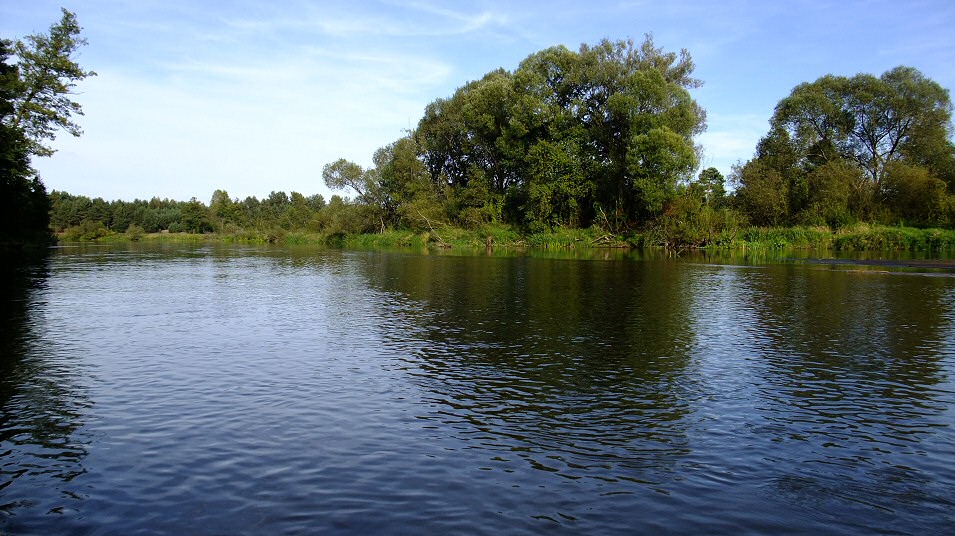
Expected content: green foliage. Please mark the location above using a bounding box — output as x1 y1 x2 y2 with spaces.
628 126 698 216
770 67 952 187
0 10 93 246
8 9 96 158
125 224 145 241
833 223 955 251
733 65 955 228
696 167 726 207
410 35 705 231
62 219 110 241
797 160 868 227
881 162 950 226
525 140 590 230
645 188 745 248
738 226 833 249
730 160 790 226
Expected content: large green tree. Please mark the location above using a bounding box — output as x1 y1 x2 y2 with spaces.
771 67 952 189
409 35 706 230
733 66 955 226
1 9 95 245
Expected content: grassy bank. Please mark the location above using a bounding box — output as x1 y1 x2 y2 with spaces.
58 223 955 253
728 224 955 252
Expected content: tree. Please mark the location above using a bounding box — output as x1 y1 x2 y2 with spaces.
411 35 706 230
696 167 726 206
730 160 789 227
735 66 955 227
1 9 94 245
2 40 42 244
322 159 369 200
8 8 96 157
770 67 953 190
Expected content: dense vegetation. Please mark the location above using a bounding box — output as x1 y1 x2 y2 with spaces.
6 12 955 250
733 67 955 228
315 36 955 248
0 9 94 246
324 37 710 236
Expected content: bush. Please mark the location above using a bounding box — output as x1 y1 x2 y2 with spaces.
881 162 949 226
62 220 110 241
125 224 145 241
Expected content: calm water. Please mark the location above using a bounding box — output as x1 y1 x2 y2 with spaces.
2 244 954 535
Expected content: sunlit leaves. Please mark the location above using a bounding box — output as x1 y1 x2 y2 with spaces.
771 67 953 187
7 8 96 157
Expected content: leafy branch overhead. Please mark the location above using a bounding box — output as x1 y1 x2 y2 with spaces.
8 8 97 157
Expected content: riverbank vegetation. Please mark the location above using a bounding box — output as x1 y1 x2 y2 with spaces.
5 15 955 252
48 188 955 252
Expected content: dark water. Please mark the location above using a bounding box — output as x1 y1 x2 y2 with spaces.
2 244 954 535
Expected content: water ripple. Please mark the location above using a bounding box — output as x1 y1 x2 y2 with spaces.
1 246 954 534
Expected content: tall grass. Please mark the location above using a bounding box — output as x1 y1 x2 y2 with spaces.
57 222 955 253
832 224 955 251
727 224 955 252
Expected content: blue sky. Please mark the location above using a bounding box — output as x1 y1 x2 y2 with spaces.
3 0 953 202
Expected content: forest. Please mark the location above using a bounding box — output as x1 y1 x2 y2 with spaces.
4 12 955 249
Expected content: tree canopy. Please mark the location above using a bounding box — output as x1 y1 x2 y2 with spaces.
326 36 707 233
733 66 955 227
1 9 94 245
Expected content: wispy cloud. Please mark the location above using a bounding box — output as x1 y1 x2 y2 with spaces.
4 0 953 201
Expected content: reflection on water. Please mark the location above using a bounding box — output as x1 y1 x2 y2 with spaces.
366 254 700 488
740 266 955 521
0 250 92 522
1 243 954 534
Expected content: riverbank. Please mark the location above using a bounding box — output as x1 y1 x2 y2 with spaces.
62 223 955 253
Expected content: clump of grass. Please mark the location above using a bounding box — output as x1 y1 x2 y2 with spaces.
344 230 429 249
736 226 833 249
833 224 955 251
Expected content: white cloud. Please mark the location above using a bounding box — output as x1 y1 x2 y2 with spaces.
10 0 955 203
697 113 769 174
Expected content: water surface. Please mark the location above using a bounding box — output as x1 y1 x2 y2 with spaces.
2 244 954 534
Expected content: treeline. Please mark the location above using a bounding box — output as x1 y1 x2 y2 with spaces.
50 190 336 241
312 36 955 248
11 20 955 249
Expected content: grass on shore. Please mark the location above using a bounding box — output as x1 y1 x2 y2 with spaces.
59 223 955 253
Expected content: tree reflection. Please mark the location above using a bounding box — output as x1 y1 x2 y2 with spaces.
358 252 699 485
0 249 91 526
730 264 955 516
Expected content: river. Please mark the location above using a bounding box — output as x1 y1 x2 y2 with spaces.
2 243 954 534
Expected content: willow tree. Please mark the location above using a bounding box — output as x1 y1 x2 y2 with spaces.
412 35 706 230
734 66 955 226
770 67 952 189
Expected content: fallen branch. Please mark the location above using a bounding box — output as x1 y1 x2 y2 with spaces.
414 208 451 248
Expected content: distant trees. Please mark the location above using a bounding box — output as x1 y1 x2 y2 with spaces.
49 190 357 240
732 66 955 227
1 9 94 245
